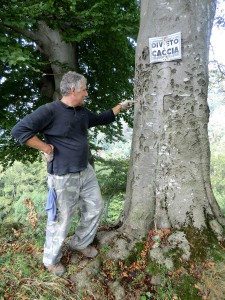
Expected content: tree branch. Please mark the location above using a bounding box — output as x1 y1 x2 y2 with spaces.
1 22 39 43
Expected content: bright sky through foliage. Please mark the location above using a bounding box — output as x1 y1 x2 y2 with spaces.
210 26 225 64
210 1 225 64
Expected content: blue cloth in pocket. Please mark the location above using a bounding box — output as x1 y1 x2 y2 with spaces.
46 187 57 221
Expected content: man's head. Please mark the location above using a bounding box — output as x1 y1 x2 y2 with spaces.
60 71 87 96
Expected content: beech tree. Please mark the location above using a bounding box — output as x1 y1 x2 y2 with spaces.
0 1 224 298
97 0 225 264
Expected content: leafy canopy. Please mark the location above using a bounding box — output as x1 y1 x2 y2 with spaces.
0 0 140 167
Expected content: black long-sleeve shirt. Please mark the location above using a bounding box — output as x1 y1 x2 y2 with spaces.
11 100 115 175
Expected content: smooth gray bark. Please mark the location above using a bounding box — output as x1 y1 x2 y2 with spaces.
122 0 224 240
28 21 76 99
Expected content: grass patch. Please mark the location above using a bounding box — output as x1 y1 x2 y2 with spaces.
201 262 225 299
0 223 77 300
173 274 201 300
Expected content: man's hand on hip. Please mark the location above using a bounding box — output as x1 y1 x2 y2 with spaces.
41 144 54 162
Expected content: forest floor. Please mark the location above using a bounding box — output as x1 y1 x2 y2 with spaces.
1 220 225 300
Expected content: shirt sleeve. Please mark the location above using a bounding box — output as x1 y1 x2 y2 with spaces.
11 105 54 144
87 109 116 128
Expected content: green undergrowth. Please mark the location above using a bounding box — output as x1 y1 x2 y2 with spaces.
0 222 78 299
0 221 224 299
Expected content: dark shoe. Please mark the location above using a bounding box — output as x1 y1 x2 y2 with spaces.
78 246 98 258
46 262 66 276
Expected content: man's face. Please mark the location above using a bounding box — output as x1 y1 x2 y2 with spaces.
73 83 88 106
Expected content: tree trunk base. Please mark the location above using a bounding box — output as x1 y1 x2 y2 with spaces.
66 224 225 299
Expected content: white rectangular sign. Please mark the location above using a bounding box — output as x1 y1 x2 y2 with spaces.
149 32 181 63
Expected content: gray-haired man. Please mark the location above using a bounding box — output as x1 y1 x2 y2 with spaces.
11 71 134 276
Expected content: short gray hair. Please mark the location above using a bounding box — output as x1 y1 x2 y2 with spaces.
60 71 87 96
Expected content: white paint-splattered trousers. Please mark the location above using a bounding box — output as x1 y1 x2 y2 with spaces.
43 164 103 267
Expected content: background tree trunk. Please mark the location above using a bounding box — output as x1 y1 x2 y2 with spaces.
121 0 225 244
33 21 76 99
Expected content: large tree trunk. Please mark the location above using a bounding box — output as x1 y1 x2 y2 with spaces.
10 21 77 100
33 21 77 100
121 0 225 244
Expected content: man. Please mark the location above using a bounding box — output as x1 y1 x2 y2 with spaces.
11 71 134 276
